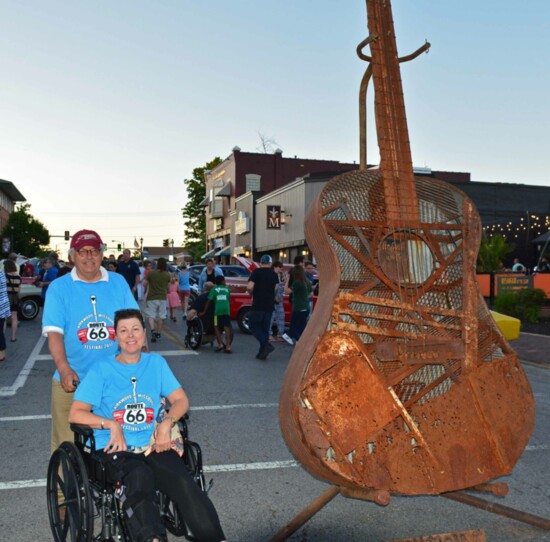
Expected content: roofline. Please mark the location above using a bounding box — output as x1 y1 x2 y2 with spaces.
0 179 26 202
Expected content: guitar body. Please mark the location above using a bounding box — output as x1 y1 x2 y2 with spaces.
279 168 534 495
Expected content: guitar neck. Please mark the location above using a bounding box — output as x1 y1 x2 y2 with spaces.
366 0 418 223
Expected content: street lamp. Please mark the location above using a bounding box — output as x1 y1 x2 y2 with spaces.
140 237 143 259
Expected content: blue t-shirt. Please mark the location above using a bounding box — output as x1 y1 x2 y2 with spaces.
178 270 190 291
74 352 181 450
42 267 138 383
42 266 59 299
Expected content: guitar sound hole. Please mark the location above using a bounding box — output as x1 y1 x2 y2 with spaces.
378 231 435 285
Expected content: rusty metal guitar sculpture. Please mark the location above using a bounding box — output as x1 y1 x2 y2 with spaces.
279 0 534 497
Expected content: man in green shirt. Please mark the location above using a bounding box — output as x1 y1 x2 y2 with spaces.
202 275 233 353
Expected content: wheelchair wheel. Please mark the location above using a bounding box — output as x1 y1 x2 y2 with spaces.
184 440 206 492
159 493 187 537
47 442 94 542
185 317 203 350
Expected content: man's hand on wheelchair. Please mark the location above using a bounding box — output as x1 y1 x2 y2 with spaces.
59 367 79 393
104 421 128 454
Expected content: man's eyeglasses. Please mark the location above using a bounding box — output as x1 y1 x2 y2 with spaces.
77 248 100 257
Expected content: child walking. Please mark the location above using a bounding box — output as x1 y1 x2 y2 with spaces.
202 275 233 353
167 272 181 322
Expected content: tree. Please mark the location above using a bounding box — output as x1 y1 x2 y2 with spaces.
182 157 222 260
255 131 279 153
477 234 514 273
1 203 50 257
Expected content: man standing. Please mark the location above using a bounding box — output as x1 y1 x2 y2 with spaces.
247 255 279 360
117 248 141 299
198 258 223 292
42 229 138 453
143 257 170 342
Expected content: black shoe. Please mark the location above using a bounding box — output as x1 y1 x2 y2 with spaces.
156 333 161 340
151 332 157 343
266 344 275 353
256 350 268 360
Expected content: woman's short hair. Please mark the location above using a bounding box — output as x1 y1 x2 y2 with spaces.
114 309 145 330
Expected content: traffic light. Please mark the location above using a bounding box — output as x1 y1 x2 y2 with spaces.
64 231 70 241
117 243 122 251
163 239 169 247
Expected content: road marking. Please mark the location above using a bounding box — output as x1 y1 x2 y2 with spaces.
0 460 300 490
192 403 278 411
206 460 298 473
0 336 46 397
0 403 278 423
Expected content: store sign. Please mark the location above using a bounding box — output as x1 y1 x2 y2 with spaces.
267 206 281 229
235 212 250 234
497 275 533 294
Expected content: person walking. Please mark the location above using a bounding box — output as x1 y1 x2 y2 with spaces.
167 272 181 322
3 259 21 342
246 255 279 360
0 270 11 361
202 275 232 353
42 229 138 453
178 264 191 318
283 264 312 345
116 248 141 299
143 258 170 343
270 261 286 342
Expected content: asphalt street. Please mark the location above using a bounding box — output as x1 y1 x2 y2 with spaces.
0 314 549 542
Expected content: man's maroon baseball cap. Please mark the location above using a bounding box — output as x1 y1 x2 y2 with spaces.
70 230 105 252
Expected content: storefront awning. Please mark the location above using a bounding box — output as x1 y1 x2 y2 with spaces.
201 248 216 259
215 246 232 257
216 183 231 197
199 196 210 206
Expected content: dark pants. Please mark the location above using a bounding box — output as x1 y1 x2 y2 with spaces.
0 318 5 350
248 309 273 352
289 310 309 341
102 450 225 542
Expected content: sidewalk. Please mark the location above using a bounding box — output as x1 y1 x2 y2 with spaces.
512 332 550 368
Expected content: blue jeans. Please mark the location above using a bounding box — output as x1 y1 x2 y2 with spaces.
289 310 309 341
248 310 273 352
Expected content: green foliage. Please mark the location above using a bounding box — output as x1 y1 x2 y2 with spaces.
494 288 547 323
182 157 222 247
477 234 514 273
1 203 50 257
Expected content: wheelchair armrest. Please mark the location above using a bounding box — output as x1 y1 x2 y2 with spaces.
70 423 94 438
70 423 97 452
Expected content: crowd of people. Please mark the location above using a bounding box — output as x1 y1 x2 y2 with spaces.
0 232 317 540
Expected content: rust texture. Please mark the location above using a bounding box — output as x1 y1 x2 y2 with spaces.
389 529 486 542
279 0 534 496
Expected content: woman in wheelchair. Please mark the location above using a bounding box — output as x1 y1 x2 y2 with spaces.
68 308 226 542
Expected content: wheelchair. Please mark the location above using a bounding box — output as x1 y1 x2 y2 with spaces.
47 416 209 542
184 315 215 350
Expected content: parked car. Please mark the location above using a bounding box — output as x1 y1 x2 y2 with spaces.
188 264 250 301
19 280 43 320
